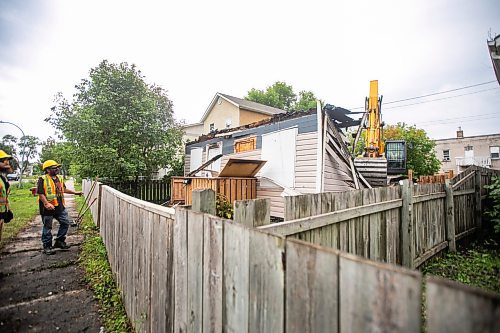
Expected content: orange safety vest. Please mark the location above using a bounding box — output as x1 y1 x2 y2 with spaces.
38 175 65 207
0 176 9 212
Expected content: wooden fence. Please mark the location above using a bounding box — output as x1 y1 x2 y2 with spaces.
82 180 500 333
258 166 500 268
100 179 171 205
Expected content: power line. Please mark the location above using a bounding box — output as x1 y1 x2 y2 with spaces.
383 87 499 110
414 112 500 126
349 80 498 110
384 80 497 105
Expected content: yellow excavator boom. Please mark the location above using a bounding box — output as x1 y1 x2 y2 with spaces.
364 80 385 157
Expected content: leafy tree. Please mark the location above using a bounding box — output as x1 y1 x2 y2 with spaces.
1 135 18 171
1 134 39 173
47 60 183 180
245 81 296 111
39 137 74 176
384 123 440 177
245 82 323 112
18 135 40 174
484 176 500 234
295 90 321 112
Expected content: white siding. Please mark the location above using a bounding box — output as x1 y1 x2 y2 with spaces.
294 132 317 193
184 154 191 176
257 181 285 218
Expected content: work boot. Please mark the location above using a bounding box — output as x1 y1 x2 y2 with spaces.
53 240 70 250
42 246 56 255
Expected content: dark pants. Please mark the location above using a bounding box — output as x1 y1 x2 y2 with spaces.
41 209 70 248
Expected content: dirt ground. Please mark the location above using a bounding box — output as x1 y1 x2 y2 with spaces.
0 189 102 332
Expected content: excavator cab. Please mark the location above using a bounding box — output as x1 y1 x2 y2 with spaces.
385 140 406 174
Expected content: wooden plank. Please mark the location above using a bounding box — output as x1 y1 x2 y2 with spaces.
426 276 500 333
413 240 448 268
444 180 457 252
203 215 223 332
187 210 204 333
339 253 421 333
412 192 446 203
150 213 166 333
285 239 339 333
223 222 250 332
401 180 414 268
174 208 188 332
192 188 216 215
475 171 482 229
258 199 402 236
234 198 271 228
248 230 285 333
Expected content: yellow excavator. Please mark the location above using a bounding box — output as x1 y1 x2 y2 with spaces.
353 80 407 186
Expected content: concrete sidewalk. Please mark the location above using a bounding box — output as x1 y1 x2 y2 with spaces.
0 186 102 332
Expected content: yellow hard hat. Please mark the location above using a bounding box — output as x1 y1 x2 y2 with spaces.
42 160 61 170
0 150 12 160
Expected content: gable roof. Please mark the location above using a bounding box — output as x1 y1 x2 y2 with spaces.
199 92 286 122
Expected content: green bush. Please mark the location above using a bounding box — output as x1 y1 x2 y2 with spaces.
484 175 500 233
216 193 233 219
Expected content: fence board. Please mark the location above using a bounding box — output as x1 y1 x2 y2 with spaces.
339 253 421 333
426 276 500 333
187 210 204 333
223 222 250 332
248 230 285 333
174 208 188 332
203 216 223 332
286 239 339 333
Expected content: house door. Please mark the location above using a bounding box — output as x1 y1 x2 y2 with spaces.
261 127 297 188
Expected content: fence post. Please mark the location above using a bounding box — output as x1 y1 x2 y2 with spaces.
444 179 457 252
475 170 482 230
192 189 216 215
401 179 414 268
234 198 271 228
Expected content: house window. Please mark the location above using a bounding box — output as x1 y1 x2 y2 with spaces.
209 123 215 132
225 118 232 129
443 149 450 161
464 145 473 151
491 146 500 159
234 136 257 153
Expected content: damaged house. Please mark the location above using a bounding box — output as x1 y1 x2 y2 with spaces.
173 105 368 219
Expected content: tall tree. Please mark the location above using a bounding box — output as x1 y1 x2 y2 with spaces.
47 60 183 179
245 82 323 112
295 90 322 112
18 135 40 174
39 137 74 176
0 135 18 171
384 123 441 177
245 81 296 111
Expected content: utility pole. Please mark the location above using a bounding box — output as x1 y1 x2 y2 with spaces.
0 120 27 188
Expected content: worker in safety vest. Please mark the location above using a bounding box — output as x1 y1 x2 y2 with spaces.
38 160 82 255
0 150 14 241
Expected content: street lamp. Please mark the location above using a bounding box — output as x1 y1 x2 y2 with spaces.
0 120 27 187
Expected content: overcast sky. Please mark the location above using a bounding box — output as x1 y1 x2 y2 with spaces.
1 0 499 145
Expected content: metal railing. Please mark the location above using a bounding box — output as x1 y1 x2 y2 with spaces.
455 156 491 168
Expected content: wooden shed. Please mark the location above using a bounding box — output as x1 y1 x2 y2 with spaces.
171 158 265 205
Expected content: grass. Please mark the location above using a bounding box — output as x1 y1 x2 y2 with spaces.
75 184 133 332
421 239 500 293
0 180 39 249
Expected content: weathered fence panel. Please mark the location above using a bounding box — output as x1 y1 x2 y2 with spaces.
266 166 500 269
223 221 250 332
285 239 339 333
82 176 500 333
339 252 422 333
426 276 500 333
